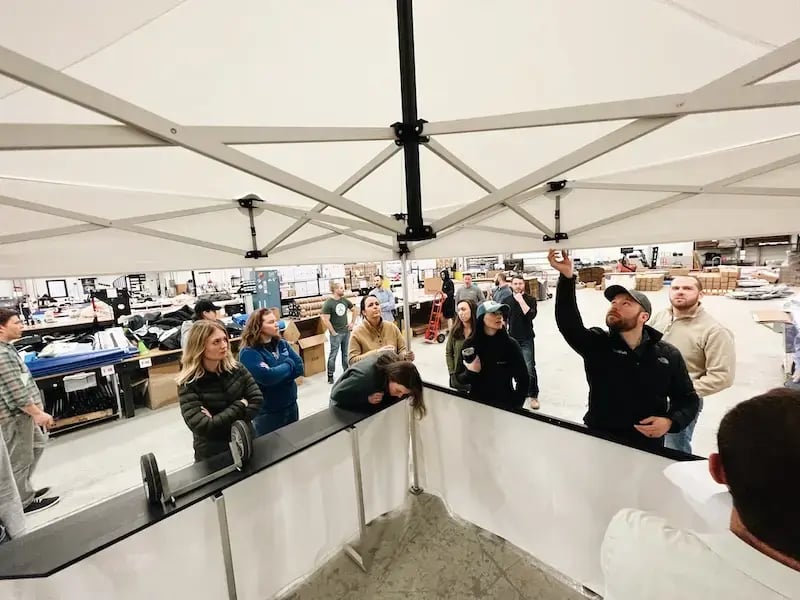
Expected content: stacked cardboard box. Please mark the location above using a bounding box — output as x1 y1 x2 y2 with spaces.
780 252 800 285
668 267 691 278
578 266 605 285
634 273 665 291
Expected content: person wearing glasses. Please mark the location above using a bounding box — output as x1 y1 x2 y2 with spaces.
331 350 425 418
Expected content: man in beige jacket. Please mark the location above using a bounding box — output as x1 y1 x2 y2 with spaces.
650 276 735 454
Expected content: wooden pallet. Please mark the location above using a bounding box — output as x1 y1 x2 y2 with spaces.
52 409 114 430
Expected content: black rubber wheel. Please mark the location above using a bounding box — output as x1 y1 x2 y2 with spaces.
231 420 254 465
140 453 162 506
436 333 446 344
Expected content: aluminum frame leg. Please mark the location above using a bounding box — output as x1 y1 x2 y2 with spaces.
214 493 238 600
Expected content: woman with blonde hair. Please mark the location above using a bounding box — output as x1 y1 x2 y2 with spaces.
239 309 304 436
178 320 262 461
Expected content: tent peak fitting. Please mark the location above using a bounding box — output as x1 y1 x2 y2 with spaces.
237 193 267 259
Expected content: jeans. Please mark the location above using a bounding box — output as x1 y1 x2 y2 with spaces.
327 332 350 376
0 413 46 507
665 398 703 455
516 338 540 398
253 403 299 437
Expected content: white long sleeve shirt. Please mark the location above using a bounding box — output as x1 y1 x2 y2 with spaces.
602 509 800 600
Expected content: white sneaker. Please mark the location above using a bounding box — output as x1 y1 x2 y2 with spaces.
526 397 540 410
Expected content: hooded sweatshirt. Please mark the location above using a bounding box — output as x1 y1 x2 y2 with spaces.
649 305 735 399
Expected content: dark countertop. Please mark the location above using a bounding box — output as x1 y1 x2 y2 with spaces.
0 383 701 580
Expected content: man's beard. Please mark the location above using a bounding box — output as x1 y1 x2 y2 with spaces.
606 313 638 332
672 296 699 310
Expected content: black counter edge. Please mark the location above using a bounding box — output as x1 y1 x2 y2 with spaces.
0 384 702 579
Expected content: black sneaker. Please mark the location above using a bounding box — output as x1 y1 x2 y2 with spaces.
23 496 60 515
34 487 50 499
327 374 334 384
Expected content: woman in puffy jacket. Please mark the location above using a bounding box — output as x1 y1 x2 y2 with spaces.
239 309 305 436
178 320 262 462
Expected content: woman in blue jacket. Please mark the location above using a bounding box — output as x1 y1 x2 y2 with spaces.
239 309 304 436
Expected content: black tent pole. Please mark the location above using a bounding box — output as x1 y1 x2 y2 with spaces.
394 0 434 242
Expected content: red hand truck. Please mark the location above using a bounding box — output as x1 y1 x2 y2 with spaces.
423 291 447 344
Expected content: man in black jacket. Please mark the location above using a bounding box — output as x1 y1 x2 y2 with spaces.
502 275 540 410
548 250 699 450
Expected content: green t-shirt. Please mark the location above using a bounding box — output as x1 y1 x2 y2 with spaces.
322 297 354 333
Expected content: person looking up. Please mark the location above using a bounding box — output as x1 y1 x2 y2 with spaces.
239 309 304 436
370 274 396 323
445 299 476 393
349 295 414 365
321 282 355 384
548 249 699 449
460 301 529 409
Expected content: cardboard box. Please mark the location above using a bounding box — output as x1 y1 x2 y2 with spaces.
147 373 179 410
424 277 443 294
668 267 691 278
298 333 327 377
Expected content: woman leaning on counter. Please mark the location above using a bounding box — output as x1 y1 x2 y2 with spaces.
348 295 415 365
177 320 262 462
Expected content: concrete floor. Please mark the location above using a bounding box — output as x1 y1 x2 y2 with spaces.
281 492 592 600
26 287 792 532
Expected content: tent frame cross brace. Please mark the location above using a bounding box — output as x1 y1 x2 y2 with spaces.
1 7 800 258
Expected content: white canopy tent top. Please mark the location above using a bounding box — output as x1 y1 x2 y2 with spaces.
1 0 800 278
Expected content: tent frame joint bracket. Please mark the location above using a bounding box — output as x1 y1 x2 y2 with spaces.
238 194 267 259
391 119 429 147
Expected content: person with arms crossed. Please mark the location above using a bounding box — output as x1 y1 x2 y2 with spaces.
370 274 397 323
178 320 262 461
548 250 699 449
602 388 800 599
649 275 735 454
320 282 355 384
239 309 304 436
502 274 540 410
0 309 58 514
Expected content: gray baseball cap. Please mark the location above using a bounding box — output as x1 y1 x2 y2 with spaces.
603 285 652 319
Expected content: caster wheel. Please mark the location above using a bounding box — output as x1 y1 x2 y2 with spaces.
436 333 446 343
140 453 162 506
231 420 255 466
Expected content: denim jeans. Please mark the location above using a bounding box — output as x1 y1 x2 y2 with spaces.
253 403 300 437
665 398 703 455
516 338 540 398
327 332 350 376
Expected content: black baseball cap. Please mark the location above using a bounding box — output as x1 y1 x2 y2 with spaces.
194 299 221 314
603 285 652 319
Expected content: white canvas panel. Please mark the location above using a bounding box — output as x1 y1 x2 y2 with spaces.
0 0 182 100
417 390 706 592
0 497 229 600
413 0 762 120
673 0 800 47
0 204 81 235
222 431 358 600
0 175 234 221
731 159 800 187
586 132 800 187
269 232 395 264
355 402 409 523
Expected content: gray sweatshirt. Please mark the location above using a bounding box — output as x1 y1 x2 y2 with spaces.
330 353 392 413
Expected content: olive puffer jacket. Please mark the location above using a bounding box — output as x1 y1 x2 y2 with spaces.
179 366 263 461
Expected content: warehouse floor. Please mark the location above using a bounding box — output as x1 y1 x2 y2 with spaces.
26 286 792 532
